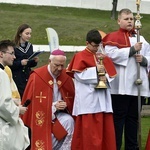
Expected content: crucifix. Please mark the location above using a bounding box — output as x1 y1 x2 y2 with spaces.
36 92 46 103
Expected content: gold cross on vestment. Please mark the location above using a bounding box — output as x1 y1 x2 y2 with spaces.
36 92 46 103
65 92 72 99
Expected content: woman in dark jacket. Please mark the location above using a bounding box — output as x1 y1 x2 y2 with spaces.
10 24 39 98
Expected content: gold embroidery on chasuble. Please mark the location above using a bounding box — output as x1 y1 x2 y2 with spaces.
57 80 62 85
48 80 53 85
48 80 62 86
36 91 46 103
35 111 45 127
35 140 45 150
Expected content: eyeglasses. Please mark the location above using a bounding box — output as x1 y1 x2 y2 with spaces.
89 43 100 48
3 51 15 56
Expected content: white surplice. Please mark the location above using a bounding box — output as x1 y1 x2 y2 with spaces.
0 68 30 150
72 66 113 116
105 35 150 97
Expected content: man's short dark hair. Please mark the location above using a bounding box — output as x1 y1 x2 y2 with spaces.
0 40 15 52
86 29 102 44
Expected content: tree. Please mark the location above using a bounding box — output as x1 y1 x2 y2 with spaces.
111 0 118 20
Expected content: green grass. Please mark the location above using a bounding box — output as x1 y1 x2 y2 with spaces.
0 3 150 45
120 116 150 150
0 3 149 148
141 116 150 149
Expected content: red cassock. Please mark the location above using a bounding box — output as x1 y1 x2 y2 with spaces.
146 129 150 150
21 65 75 150
66 49 117 150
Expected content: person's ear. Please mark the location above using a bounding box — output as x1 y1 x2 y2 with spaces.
0 51 4 58
86 41 89 46
117 19 120 25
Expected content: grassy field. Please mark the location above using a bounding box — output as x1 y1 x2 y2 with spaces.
0 3 150 45
0 3 149 149
141 116 150 150
119 116 150 150
131 116 150 150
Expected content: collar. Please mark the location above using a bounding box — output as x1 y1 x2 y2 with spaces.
119 28 136 37
0 63 5 70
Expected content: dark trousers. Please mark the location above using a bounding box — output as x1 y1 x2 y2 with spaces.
147 98 150 105
112 95 143 150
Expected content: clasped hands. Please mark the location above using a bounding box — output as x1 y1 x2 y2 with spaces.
54 100 67 110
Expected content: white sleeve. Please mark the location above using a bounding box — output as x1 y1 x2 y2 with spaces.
51 102 57 120
105 45 130 66
74 67 98 84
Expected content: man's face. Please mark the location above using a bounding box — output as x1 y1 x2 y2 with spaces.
118 13 134 31
86 41 100 54
50 56 66 77
1 46 16 66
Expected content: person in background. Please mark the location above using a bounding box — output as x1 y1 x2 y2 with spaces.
103 8 150 150
66 29 117 150
10 24 39 98
0 40 29 150
21 49 75 150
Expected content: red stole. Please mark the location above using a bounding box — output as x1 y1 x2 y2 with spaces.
103 28 136 48
21 65 75 150
66 48 117 78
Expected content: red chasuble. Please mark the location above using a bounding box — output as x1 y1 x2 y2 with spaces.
103 28 136 48
21 65 75 150
66 48 117 78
